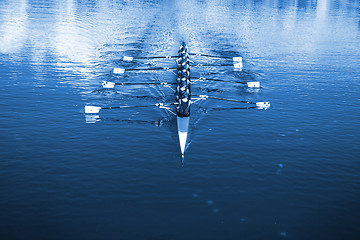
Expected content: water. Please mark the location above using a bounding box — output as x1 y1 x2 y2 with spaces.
1 0 359 239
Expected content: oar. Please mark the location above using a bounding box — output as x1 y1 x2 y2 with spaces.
85 103 175 114
190 53 243 62
191 54 243 68
123 55 178 61
113 67 177 74
193 63 233 67
114 63 241 75
193 62 243 69
209 106 257 111
192 94 270 109
101 81 175 89
192 77 260 88
123 54 243 63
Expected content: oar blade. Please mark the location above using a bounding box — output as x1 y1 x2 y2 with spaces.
85 114 101 123
256 102 271 110
101 81 115 89
113 68 125 74
85 106 102 114
233 56 243 62
247 81 260 88
233 56 243 70
123 56 134 61
234 62 243 69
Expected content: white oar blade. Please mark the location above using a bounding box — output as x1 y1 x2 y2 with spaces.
247 81 260 88
233 56 243 70
85 114 100 123
256 102 271 110
113 68 125 74
233 56 242 62
101 81 115 89
85 106 102 114
123 56 133 61
234 62 243 69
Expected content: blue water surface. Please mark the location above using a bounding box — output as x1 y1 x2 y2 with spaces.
0 0 359 239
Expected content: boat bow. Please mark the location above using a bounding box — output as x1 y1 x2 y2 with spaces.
177 116 189 159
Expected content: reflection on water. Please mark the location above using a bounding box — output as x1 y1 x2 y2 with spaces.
1 0 358 63
0 0 28 54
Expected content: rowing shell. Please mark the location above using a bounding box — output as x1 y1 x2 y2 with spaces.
176 42 191 160
177 116 189 159
84 42 270 162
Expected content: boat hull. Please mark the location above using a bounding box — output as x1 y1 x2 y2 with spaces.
177 116 189 158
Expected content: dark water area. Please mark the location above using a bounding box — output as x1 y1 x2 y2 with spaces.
0 0 359 239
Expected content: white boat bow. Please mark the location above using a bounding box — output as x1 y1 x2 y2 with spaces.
177 116 189 159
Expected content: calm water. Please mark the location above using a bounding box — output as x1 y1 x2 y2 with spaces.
1 0 359 239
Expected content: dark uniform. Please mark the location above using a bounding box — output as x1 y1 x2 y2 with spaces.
176 42 191 117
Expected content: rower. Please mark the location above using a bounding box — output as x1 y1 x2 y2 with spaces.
178 65 190 77
185 67 190 77
178 42 188 55
180 76 187 85
181 59 189 68
182 51 189 59
178 87 190 99
177 69 187 78
176 55 189 67
176 54 185 65
177 76 189 93
176 97 190 117
178 45 184 55
182 89 190 99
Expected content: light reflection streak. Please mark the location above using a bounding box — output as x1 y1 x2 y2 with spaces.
0 0 28 54
54 0 97 75
0 0 358 88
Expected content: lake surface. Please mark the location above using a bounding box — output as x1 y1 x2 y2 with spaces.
0 0 359 239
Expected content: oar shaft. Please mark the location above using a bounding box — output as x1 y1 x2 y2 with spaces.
136 56 178 59
189 53 229 59
126 67 162 71
210 106 257 111
193 94 256 104
126 67 177 71
101 105 155 110
115 82 176 86
194 63 234 67
115 82 161 86
100 103 176 110
193 77 246 84
207 96 256 104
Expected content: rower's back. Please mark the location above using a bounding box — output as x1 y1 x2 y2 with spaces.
176 43 191 117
